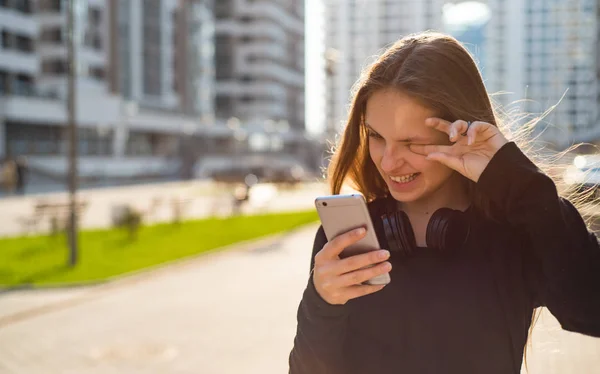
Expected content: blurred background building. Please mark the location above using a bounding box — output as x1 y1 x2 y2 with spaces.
1 0 600 195
322 0 600 151
0 0 317 194
214 0 305 131
485 0 599 149
323 0 445 138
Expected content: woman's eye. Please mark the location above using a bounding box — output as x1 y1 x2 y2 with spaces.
367 131 383 139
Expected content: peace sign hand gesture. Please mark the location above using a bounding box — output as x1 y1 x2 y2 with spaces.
409 118 509 183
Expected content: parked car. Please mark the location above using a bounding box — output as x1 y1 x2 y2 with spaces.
563 154 600 198
209 164 305 186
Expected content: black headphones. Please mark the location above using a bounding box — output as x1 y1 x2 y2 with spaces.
380 197 471 256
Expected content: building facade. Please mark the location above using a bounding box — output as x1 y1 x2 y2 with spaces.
0 0 316 185
0 0 37 158
0 0 218 180
214 0 305 131
485 0 600 149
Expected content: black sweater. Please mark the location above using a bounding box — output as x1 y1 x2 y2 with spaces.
289 142 600 374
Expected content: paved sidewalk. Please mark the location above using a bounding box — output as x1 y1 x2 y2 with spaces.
0 225 317 374
0 224 599 373
0 181 327 237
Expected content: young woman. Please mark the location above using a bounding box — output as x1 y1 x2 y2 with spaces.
289 32 600 374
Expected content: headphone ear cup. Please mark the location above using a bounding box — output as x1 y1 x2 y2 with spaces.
426 210 441 250
426 208 470 252
396 210 416 256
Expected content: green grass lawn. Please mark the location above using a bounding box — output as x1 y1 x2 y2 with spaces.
0 210 318 287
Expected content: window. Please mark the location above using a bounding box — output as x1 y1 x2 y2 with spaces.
142 3 162 96
89 7 102 25
89 66 104 80
42 59 67 74
13 0 33 13
1 30 9 49
37 0 62 12
215 95 233 117
13 73 34 96
0 70 8 95
215 0 233 19
40 27 63 43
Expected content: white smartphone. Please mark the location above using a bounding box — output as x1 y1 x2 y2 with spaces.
315 193 390 286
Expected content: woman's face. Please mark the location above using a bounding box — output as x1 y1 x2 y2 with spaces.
365 89 455 204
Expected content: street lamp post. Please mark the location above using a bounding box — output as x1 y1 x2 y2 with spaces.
66 0 78 266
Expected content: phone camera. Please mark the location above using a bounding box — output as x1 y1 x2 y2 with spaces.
323 202 328 207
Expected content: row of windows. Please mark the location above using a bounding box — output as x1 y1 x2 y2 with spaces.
4 123 188 157
37 0 61 12
0 70 34 96
0 0 32 13
1 30 34 53
40 58 105 80
6 122 113 156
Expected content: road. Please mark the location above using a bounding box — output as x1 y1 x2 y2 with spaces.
1 224 600 373
0 180 328 237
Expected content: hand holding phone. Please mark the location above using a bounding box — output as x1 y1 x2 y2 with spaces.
312 227 392 305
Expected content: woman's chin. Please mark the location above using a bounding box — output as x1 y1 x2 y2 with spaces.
388 188 425 203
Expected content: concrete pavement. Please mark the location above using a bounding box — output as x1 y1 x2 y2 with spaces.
0 225 316 374
1 224 600 373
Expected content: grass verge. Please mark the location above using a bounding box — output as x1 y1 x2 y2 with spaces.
0 210 318 287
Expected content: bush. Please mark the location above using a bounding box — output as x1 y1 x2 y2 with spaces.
111 204 143 239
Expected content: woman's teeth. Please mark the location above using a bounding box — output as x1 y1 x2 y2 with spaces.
390 173 418 183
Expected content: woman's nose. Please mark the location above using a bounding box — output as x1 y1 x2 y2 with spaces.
380 145 407 173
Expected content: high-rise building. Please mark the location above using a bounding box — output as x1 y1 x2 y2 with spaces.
324 0 445 136
112 0 214 118
0 0 37 158
213 0 305 131
486 0 600 149
0 0 217 180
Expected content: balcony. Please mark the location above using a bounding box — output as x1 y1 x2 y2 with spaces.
0 4 37 35
0 49 39 74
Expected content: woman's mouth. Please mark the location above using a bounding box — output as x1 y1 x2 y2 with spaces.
388 173 421 191
389 173 420 183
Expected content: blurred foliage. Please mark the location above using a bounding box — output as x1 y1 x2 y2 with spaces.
0 210 318 287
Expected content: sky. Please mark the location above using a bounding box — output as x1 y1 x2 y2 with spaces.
304 0 491 135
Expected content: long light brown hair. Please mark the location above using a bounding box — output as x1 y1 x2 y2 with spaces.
328 32 500 215
327 31 588 369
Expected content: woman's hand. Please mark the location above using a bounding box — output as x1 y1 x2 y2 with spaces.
313 228 391 305
409 118 509 182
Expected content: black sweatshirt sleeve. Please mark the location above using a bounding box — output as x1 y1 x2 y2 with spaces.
478 141 600 337
288 226 349 374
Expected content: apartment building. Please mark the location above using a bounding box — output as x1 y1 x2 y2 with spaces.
485 0 599 149
214 0 305 131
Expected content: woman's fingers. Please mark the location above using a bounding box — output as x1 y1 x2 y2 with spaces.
314 227 366 265
425 152 464 173
427 118 490 145
336 260 392 287
465 121 488 145
409 144 453 156
425 118 452 135
448 120 469 142
333 249 390 274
